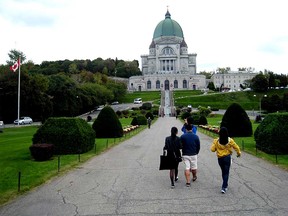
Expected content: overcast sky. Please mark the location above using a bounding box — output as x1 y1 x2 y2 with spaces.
1 0 287 74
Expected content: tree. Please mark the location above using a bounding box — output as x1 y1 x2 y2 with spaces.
199 71 213 79
216 67 231 74
251 73 268 92
207 81 215 91
6 49 26 65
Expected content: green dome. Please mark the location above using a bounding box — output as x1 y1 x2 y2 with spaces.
153 10 184 39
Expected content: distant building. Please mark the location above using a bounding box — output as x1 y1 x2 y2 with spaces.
128 10 206 91
211 71 257 91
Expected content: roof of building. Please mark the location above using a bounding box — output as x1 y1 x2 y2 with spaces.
153 10 184 39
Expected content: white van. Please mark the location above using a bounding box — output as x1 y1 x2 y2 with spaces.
134 98 142 104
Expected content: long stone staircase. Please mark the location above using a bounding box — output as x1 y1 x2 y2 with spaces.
159 90 176 117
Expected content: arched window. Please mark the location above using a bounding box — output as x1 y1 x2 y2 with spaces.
174 80 178 88
183 80 187 89
161 47 175 55
156 80 160 89
147 80 151 89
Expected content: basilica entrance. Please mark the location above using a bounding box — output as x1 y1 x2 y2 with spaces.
164 80 169 90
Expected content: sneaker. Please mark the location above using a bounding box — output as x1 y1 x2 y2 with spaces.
171 184 175 189
175 177 179 182
186 183 191 187
221 189 226 194
192 176 197 182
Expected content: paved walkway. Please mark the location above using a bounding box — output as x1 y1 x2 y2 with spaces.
1 117 288 216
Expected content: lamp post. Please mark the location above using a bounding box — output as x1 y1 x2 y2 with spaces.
254 94 267 115
114 69 117 84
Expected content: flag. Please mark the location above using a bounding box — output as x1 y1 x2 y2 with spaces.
10 58 20 72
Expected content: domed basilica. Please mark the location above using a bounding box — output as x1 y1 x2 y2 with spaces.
128 10 206 91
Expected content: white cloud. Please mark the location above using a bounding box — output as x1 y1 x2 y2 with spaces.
0 0 288 74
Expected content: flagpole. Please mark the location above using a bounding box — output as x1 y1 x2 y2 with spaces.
17 57 21 125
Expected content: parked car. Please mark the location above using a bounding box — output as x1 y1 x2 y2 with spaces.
14 117 33 125
111 101 119 105
0 121 4 132
134 98 142 104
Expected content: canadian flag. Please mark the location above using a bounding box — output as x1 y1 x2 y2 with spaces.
10 58 20 72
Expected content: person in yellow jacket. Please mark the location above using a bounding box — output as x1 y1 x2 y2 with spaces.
211 127 241 194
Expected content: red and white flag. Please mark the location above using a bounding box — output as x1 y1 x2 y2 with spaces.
10 58 20 72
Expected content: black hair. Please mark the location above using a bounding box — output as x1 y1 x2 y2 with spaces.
219 127 229 145
171 127 178 138
187 116 193 124
185 123 192 131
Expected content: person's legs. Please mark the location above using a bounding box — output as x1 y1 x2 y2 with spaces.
184 169 190 185
170 169 175 188
175 162 179 181
218 155 231 191
183 156 191 186
191 155 198 181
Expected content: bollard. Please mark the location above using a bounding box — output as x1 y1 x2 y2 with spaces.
18 171 21 192
58 156 60 172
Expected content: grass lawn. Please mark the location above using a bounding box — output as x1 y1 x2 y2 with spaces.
0 118 144 206
200 114 288 170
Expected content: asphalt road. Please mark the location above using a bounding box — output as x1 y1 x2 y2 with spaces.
1 117 288 215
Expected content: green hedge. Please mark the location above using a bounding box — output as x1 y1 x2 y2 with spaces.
254 113 288 154
32 117 95 155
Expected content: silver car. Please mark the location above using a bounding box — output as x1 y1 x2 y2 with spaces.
14 117 33 125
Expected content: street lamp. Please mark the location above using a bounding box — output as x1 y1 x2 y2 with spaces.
254 94 267 115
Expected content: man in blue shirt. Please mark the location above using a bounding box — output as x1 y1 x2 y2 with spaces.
180 123 200 187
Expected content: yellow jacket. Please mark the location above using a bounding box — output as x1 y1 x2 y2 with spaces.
211 138 241 158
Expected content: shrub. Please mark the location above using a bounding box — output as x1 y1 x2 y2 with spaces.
198 115 208 125
254 113 288 154
220 103 253 137
152 109 159 116
32 117 95 155
140 102 152 110
131 115 147 125
92 106 123 138
255 115 262 123
181 112 191 120
29 143 54 161
116 110 122 117
145 112 154 120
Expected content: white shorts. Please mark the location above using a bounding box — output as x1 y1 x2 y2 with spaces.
183 155 198 170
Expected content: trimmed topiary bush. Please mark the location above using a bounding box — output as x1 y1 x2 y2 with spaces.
92 106 123 138
198 115 208 125
140 102 152 110
254 113 288 154
131 115 147 126
29 143 54 161
220 103 253 137
32 117 95 155
145 112 154 120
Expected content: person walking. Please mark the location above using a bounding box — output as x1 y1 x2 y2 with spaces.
163 127 182 188
210 127 241 194
181 116 197 134
180 124 200 187
147 117 152 129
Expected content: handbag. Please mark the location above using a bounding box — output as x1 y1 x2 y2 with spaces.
159 154 171 170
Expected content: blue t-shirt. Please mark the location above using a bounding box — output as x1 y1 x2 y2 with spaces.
180 132 200 156
181 124 197 134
